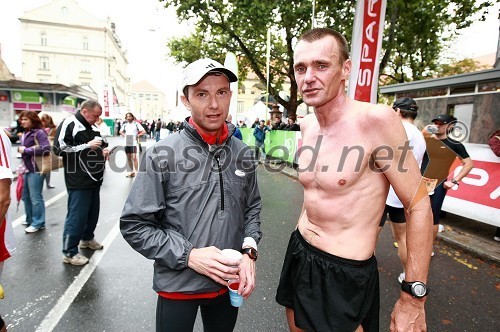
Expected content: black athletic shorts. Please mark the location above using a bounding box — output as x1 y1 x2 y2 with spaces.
276 230 380 332
379 204 406 227
124 146 137 154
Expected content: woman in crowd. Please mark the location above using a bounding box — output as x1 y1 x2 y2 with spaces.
18 111 50 233
40 114 57 188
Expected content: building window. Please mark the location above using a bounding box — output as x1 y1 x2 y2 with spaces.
61 6 68 16
81 60 91 73
450 85 475 95
145 94 151 100
153 94 158 101
41 33 47 46
83 37 89 50
40 57 49 70
238 101 245 113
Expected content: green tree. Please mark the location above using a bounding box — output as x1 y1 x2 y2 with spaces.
161 0 493 118
435 58 491 77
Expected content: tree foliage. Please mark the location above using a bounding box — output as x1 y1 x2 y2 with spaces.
435 58 491 77
160 0 493 118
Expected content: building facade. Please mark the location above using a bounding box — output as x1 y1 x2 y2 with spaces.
19 0 130 116
129 80 166 121
380 68 500 144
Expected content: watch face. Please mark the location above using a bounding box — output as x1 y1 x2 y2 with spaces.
412 283 426 297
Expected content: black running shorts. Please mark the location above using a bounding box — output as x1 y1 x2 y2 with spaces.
124 146 137 154
276 230 380 332
379 204 406 227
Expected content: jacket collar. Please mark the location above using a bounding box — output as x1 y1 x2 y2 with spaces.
183 117 236 147
76 111 92 128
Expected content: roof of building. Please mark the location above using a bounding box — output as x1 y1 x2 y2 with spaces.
20 0 105 29
131 80 162 93
0 58 15 81
380 68 500 94
0 80 97 99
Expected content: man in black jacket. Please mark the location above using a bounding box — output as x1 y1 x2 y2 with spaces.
54 99 109 266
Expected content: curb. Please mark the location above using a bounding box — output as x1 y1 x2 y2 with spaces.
268 163 499 266
437 229 500 266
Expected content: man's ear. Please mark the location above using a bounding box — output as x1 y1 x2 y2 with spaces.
342 59 352 79
180 95 191 110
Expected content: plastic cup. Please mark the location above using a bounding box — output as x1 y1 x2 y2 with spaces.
227 280 244 307
426 125 438 134
221 249 243 262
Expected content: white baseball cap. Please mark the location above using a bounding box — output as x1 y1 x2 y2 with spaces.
179 58 237 96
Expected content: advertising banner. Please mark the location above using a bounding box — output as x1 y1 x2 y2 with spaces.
443 144 500 227
347 0 387 103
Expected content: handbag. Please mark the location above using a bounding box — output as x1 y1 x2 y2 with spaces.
33 132 63 174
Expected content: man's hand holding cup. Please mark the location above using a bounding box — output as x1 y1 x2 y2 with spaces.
88 137 103 150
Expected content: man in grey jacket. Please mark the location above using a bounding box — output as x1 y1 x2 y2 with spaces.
120 58 262 332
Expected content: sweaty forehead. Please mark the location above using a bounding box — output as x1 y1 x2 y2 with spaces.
294 37 338 65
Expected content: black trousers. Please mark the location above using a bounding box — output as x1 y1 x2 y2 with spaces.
156 293 238 332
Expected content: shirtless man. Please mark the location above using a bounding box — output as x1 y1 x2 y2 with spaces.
275 28 433 332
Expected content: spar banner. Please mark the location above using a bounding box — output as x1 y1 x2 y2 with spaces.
443 144 500 227
347 0 387 103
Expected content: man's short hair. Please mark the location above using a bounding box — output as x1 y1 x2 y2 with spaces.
80 99 101 112
298 28 350 64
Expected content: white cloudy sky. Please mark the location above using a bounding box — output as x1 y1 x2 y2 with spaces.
0 0 498 106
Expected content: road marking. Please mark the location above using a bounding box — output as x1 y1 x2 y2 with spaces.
35 220 121 332
12 191 67 229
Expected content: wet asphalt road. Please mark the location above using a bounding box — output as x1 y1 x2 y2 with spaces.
1 137 498 331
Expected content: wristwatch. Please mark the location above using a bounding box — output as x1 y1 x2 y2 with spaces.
451 179 460 186
241 247 258 261
401 281 429 298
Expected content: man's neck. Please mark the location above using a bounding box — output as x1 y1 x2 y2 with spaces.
314 94 349 128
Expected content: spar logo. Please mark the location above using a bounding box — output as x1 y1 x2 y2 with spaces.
447 160 500 209
347 0 387 104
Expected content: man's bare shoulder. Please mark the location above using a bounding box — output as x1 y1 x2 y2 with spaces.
299 113 317 132
356 102 398 130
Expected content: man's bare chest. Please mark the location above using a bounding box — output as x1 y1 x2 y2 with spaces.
298 134 372 190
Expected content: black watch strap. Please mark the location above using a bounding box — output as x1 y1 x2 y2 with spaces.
241 247 258 261
401 281 429 298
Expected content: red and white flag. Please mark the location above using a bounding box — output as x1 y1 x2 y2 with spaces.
347 0 387 104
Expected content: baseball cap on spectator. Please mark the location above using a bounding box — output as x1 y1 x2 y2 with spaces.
431 114 454 124
180 58 237 96
393 97 418 112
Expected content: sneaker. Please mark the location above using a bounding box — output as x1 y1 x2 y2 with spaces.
398 272 405 284
22 220 29 225
25 226 42 233
494 236 500 242
431 251 435 257
393 242 399 248
79 239 103 250
63 253 89 266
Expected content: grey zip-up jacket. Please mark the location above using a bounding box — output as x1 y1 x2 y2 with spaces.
120 119 262 294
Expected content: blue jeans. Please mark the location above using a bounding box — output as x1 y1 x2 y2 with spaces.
255 141 266 161
62 187 101 257
155 130 161 142
23 172 46 229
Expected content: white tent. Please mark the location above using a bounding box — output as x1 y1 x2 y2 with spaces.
167 105 191 122
239 101 269 125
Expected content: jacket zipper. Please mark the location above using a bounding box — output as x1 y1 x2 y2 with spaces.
214 154 224 210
